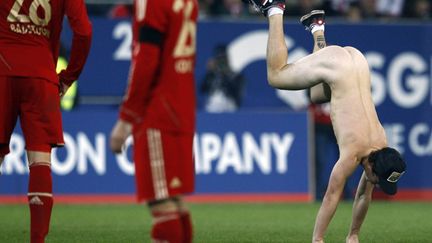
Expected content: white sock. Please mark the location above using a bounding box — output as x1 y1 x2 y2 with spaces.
268 7 283 17
311 24 325 34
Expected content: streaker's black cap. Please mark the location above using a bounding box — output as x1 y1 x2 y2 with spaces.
370 147 406 195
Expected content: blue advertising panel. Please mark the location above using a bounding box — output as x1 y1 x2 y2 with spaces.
194 112 309 193
4 19 431 200
0 111 310 199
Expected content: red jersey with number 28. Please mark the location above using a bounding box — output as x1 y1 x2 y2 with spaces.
0 0 92 85
119 0 198 133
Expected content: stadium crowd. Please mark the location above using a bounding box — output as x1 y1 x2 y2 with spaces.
198 0 431 21
87 0 431 21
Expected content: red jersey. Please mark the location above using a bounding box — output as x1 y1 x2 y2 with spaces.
0 0 92 85
120 0 198 133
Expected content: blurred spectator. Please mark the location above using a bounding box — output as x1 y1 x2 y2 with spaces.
344 0 384 21
321 0 357 16
346 2 363 22
223 0 246 17
358 0 380 19
201 44 245 112
108 4 133 18
404 0 431 20
285 0 325 16
85 4 112 16
202 0 250 17
197 0 430 21
199 0 213 17
376 0 405 18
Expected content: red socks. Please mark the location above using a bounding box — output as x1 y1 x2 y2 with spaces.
151 211 183 243
151 210 193 243
180 211 193 243
28 164 53 243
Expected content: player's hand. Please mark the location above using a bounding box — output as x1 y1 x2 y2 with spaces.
59 80 70 98
110 119 132 153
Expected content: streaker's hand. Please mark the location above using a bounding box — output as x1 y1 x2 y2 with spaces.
346 235 359 243
362 159 379 184
110 119 132 153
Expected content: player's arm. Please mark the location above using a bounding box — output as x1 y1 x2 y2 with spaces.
111 0 167 153
110 27 163 153
118 25 163 124
59 0 93 88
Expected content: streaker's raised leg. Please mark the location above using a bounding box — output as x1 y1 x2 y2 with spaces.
301 10 332 103
266 15 353 92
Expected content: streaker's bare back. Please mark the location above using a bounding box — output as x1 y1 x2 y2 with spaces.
329 46 387 158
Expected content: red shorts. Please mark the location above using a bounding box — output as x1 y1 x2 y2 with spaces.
133 127 195 202
0 76 64 156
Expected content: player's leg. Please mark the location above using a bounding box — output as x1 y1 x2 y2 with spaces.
134 128 194 243
147 196 193 243
26 151 54 243
174 197 193 243
19 77 64 243
148 198 184 243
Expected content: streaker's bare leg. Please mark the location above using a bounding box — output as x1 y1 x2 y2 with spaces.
309 30 331 103
346 172 375 243
266 15 352 91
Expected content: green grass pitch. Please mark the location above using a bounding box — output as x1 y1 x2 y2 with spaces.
0 201 431 242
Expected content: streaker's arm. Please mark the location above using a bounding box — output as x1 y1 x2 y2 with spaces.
346 165 376 243
313 152 359 242
312 161 347 242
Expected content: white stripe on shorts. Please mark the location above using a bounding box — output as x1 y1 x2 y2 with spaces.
147 129 169 200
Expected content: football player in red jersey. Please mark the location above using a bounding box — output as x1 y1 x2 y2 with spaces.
110 0 197 242
0 0 92 242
